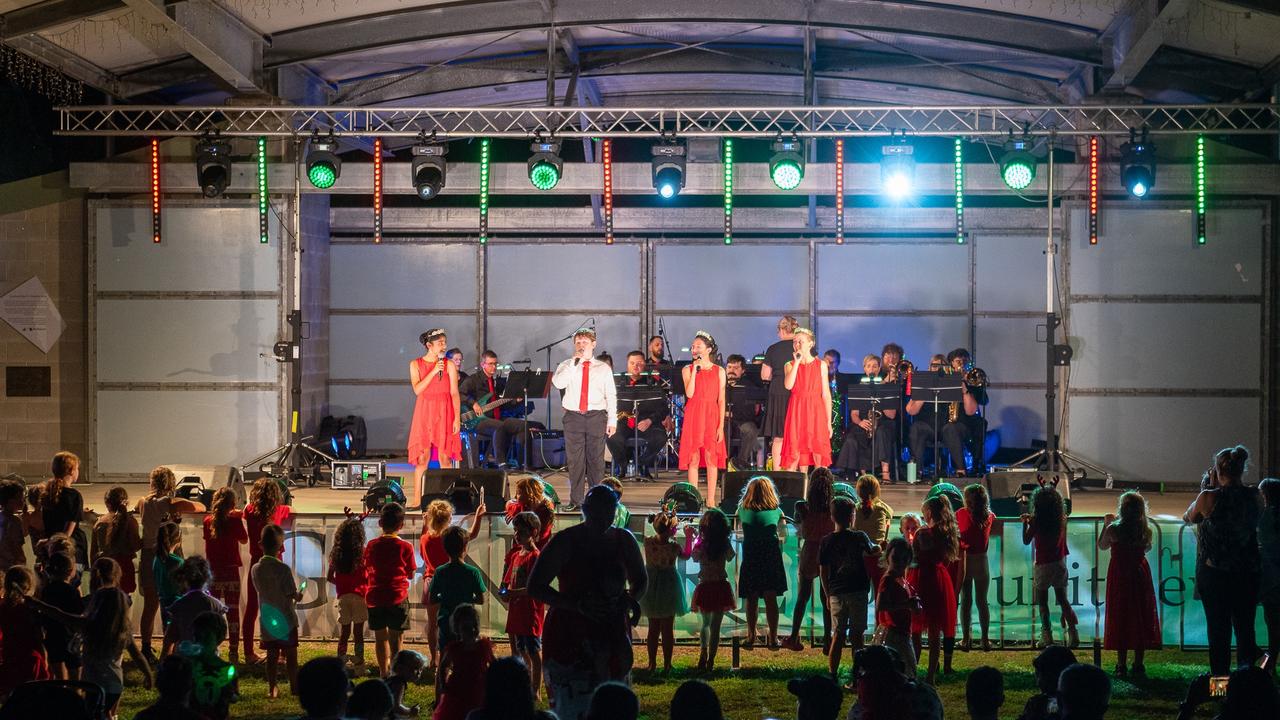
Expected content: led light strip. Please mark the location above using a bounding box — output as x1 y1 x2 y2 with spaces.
603 139 614 244
834 139 845 245
1196 134 1206 245
1088 136 1099 245
954 137 964 244
151 138 161 243
479 138 490 244
372 138 383 243
257 137 269 244
723 138 734 245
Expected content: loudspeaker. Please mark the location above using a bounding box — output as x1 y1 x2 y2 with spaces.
719 471 806 517
362 480 407 513
167 464 245 508
985 470 1073 517
528 430 565 469
661 482 704 514
421 468 508 514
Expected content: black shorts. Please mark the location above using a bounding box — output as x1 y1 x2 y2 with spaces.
368 601 410 632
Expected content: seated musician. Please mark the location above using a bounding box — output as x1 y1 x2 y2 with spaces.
879 342 904 380
945 347 989 475
606 351 670 479
725 354 763 470
458 350 544 469
836 354 898 481
447 347 468 383
905 348 983 478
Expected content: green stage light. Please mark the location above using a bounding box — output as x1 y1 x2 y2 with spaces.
999 137 1036 191
528 139 563 190
768 137 804 190
306 135 340 189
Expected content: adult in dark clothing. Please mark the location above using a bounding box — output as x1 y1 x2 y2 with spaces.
760 315 800 469
459 351 544 468
41 451 88 572
725 355 763 469
1184 444 1262 674
607 351 670 478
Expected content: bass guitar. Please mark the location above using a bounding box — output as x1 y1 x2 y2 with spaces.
461 392 515 429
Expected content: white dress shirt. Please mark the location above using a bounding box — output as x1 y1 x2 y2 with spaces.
552 356 618 426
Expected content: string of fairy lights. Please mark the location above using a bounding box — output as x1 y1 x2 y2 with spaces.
154 131 1207 247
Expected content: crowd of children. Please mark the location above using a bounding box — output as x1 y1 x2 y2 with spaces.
5 446 1267 720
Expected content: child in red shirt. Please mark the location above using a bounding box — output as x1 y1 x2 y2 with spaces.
1022 485 1078 649
0 565 51 696
327 517 368 673
875 537 920 677
956 483 995 652
420 499 485 671
501 511 545 699
242 478 292 663
202 487 247 663
364 502 417 677
503 476 555 549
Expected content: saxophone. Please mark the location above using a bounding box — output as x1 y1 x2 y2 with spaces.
866 407 883 437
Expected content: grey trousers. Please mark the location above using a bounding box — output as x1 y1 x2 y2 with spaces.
563 409 607 504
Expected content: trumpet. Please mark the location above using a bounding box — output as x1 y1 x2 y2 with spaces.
964 367 988 389
885 359 914 383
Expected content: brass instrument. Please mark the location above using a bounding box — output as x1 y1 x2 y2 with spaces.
866 407 883 437
885 359 914 384
947 366 989 422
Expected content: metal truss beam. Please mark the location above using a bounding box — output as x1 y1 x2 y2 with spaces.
118 0 263 93
68 160 1280 197
57 103 1280 138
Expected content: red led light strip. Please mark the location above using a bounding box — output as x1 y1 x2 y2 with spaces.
834 139 845 245
1088 136 1099 245
373 138 383 243
602 139 614 244
151 138 161 243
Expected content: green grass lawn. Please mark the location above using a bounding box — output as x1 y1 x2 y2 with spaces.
114 642 1221 719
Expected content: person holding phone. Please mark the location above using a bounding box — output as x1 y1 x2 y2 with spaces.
408 328 463 507
550 328 617 510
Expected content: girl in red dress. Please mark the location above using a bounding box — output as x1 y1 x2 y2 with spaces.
433 603 495 720
202 487 247 663
910 495 960 685
409 328 462 507
0 566 51 697
1098 491 1161 677
780 327 833 472
679 332 727 505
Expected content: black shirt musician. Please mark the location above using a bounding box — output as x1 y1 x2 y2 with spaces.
458 351 544 468
835 354 899 480
760 315 800 468
606 351 671 478
646 335 669 366
906 348 987 478
725 354 763 470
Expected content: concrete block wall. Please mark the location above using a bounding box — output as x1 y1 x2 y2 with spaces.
298 193 330 436
0 172 87 479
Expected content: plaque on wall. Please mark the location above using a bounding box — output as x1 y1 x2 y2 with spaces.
5 366 51 397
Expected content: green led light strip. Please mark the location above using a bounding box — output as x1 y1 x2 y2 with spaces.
479 138 491 244
954 137 964 244
723 139 734 245
257 137 269 244
1196 134 1206 245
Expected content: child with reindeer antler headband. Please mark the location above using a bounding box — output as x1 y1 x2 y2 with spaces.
1022 477 1079 649
639 503 692 673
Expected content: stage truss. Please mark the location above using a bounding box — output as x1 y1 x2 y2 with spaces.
58 103 1280 139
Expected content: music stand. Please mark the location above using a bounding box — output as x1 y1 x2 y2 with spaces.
846 382 902 482
909 372 965 480
616 383 667 482
726 381 768 469
505 370 551 470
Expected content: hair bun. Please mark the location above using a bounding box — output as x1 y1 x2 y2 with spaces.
1233 445 1250 462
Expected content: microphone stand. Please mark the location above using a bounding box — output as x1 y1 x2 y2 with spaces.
534 330 581 428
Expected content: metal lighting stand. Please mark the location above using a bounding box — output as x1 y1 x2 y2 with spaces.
239 139 335 487
1008 139 1112 488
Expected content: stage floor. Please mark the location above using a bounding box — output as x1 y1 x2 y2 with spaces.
97 462 1197 519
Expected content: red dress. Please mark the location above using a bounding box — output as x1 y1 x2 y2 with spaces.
780 360 832 468
419 533 450 603
408 357 462 465
431 638 495 720
909 526 957 637
1103 540 1162 650
678 365 726 470
0 599 51 695
503 547 545 637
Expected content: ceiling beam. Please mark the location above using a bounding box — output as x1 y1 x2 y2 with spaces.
118 0 264 93
263 0 1102 70
1102 0 1194 92
3 32 126 96
0 0 119 39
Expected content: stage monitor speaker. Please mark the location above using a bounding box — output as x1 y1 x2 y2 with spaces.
985 470 1073 517
167 464 244 508
362 480 407 514
421 468 507 514
661 482 703 514
719 471 806 518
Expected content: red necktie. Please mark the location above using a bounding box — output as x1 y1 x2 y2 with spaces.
487 376 496 418
578 361 591 412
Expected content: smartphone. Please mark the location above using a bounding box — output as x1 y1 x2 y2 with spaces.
1210 676 1230 697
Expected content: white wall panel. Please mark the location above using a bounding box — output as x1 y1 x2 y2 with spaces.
983 388 1048 450
1066 396 1260 484
656 244 808 311
485 314 640 370
330 315 478 380
96 390 280 474
328 384 414 453
975 235 1046 312
329 244 477 310
1068 207 1264 296
656 316 791 367
817 243 968 311
95 207 279 292
96 299 279 382
975 317 1044 385
488 244 640 310
817 316 969 369
1068 303 1260 389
